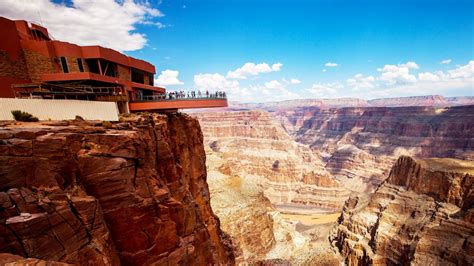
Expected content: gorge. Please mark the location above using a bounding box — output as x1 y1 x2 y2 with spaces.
0 99 473 265
194 102 474 264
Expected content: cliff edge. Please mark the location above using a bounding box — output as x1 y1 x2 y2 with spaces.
0 113 234 265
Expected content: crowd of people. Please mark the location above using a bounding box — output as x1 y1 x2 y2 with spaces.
143 90 227 100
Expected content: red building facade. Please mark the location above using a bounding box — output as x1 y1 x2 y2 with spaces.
0 17 227 113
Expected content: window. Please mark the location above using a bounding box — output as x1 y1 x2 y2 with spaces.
77 58 84 72
131 68 145 84
59 57 69 73
148 73 154 85
85 59 99 74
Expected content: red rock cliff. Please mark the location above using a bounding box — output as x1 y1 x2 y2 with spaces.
0 114 234 265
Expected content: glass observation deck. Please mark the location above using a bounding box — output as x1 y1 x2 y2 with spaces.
128 92 228 111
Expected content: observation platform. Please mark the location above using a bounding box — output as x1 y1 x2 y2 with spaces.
129 96 228 112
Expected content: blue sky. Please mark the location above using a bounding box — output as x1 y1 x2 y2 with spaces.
1 0 473 102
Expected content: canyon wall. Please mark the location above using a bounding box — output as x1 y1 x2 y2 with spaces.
230 95 474 111
331 156 474 265
0 114 234 265
195 110 348 263
196 111 349 213
275 105 474 192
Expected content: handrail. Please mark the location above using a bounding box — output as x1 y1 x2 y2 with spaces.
134 93 227 102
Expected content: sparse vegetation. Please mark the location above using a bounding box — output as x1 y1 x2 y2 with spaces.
75 115 85 121
102 121 114 129
11 110 39 122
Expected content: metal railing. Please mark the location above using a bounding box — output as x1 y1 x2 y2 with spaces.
134 91 227 102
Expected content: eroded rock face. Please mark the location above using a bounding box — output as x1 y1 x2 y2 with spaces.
0 114 234 265
196 111 349 213
277 105 474 192
330 156 474 265
194 110 347 263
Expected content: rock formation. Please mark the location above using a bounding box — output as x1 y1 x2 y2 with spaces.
0 114 234 265
194 110 348 263
228 95 474 111
331 156 474 265
196 110 349 213
278 105 474 192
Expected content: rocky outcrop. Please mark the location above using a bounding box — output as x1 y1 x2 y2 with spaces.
0 114 234 265
388 156 473 209
277 105 474 192
330 156 474 265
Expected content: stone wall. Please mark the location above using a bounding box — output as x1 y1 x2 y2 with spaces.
117 65 130 81
23 49 57 83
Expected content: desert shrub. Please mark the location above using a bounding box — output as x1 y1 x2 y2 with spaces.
272 160 280 170
75 115 85 121
11 110 39 122
102 121 114 129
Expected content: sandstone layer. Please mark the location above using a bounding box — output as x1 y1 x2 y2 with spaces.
196 110 349 213
276 105 474 192
0 114 234 265
331 156 474 265
228 95 474 111
194 110 347 263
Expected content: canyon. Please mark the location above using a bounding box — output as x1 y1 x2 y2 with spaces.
195 111 347 263
193 101 474 264
231 95 474 110
275 105 474 192
0 97 473 265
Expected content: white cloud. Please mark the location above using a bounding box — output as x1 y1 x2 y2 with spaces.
256 80 300 101
272 63 283 71
196 60 473 102
154 70 183 86
347 74 375 90
308 60 473 99
193 72 301 102
440 59 452 65
307 83 342 98
290 78 301 84
322 69 327 72
194 73 239 90
418 72 440 82
446 60 474 79
363 60 473 98
377 61 419 85
325 62 338 67
400 61 419 69
226 62 283 79
0 0 164 52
